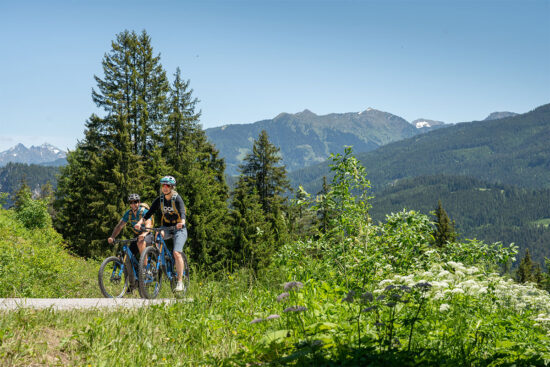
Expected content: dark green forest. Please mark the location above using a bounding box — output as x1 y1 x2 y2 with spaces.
370 175 550 266
0 163 59 207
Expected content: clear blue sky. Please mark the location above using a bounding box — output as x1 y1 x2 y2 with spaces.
1 0 548 152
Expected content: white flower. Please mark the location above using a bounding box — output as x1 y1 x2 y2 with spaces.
454 271 465 278
421 271 433 278
465 266 479 275
451 288 465 294
439 303 451 312
437 270 451 278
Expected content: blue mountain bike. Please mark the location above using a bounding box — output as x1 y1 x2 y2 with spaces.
98 238 141 298
138 226 190 299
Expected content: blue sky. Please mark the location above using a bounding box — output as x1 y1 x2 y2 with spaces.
0 0 548 152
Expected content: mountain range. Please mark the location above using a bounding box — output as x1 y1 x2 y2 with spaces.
205 108 447 175
0 143 67 167
290 103 550 193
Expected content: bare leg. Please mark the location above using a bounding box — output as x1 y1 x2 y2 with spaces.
173 250 184 282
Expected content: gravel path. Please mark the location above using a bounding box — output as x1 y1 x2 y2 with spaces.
0 298 190 310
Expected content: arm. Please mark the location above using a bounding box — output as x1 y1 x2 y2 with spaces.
108 219 126 244
175 195 186 229
135 198 159 230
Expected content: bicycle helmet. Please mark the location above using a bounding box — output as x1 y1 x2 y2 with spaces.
160 175 176 186
128 193 140 202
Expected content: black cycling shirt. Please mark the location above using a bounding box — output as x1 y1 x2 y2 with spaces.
143 193 186 226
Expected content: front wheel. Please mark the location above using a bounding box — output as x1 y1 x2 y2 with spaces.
98 256 128 298
139 246 162 299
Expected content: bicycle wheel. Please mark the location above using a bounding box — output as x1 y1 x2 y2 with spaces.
98 256 128 298
171 252 190 296
139 246 162 299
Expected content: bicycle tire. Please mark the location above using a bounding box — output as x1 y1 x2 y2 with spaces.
139 246 162 299
98 256 128 298
170 252 190 296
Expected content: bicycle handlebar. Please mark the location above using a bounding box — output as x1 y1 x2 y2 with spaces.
141 225 178 232
113 238 137 244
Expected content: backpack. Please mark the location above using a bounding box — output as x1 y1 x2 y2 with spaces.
139 203 154 227
160 192 187 225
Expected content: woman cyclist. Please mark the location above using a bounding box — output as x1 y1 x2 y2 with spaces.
135 176 188 292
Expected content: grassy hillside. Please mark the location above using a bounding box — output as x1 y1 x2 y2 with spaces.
2 210 550 365
291 103 550 193
0 209 98 298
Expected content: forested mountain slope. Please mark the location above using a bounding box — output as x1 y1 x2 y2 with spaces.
291 103 550 193
206 108 430 175
370 175 550 265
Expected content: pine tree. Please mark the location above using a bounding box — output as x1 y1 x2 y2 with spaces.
161 67 231 270
433 200 457 247
239 130 290 215
516 248 535 283
229 178 275 272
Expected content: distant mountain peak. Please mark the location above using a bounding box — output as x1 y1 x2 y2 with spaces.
296 109 316 116
484 111 518 120
0 143 66 166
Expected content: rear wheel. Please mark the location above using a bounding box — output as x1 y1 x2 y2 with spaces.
139 246 162 299
98 256 128 298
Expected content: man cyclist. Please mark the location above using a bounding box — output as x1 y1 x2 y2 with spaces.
134 176 188 292
108 193 153 289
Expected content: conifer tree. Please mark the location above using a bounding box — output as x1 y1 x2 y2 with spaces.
433 200 457 247
160 67 231 270
516 248 536 283
229 178 275 272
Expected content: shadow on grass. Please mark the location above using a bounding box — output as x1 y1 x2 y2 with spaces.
211 343 547 367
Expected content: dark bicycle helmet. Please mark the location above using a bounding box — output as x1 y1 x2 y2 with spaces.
160 175 176 186
128 193 140 202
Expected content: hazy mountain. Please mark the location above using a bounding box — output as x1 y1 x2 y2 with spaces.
290 103 550 193
484 111 518 120
0 143 66 166
206 108 426 175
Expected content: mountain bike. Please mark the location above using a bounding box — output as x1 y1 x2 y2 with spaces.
98 238 142 298
138 226 190 299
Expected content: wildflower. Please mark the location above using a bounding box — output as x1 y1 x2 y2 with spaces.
465 266 479 275
386 302 397 308
343 290 355 303
361 292 374 303
250 318 264 324
284 281 304 291
437 270 451 278
384 284 397 291
276 292 290 302
266 314 280 320
399 285 412 293
284 306 307 313
376 295 386 301
451 288 464 294
375 322 385 327
414 282 432 291
390 293 402 301
362 306 377 312
439 303 451 312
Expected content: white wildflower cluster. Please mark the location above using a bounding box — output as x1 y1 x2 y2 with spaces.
373 261 550 327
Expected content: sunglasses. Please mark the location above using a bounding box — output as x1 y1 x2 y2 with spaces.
129 201 139 204
161 184 172 188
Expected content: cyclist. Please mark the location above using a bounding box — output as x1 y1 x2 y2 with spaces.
108 193 153 254
134 176 188 292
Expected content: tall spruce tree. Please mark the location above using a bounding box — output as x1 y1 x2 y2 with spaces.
160 67 231 270
56 30 164 257
433 200 457 247
517 248 536 283
230 130 291 270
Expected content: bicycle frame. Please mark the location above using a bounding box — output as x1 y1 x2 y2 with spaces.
114 239 140 284
149 227 179 282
